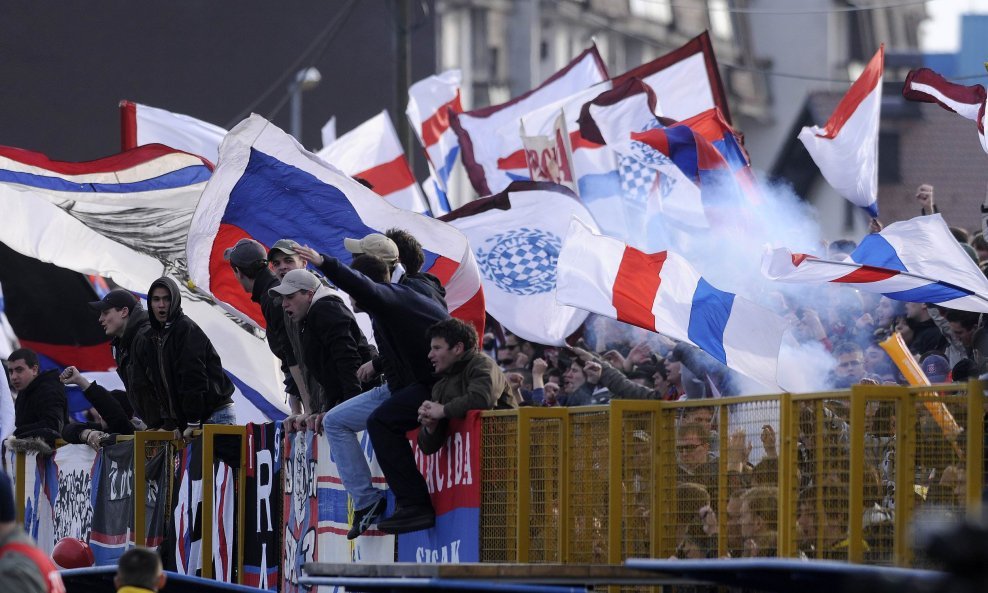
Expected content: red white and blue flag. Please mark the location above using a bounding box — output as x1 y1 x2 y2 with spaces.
557 219 785 389
0 144 289 423
903 66 988 155
187 114 486 339
316 110 430 214
120 100 228 166
407 69 463 215
798 46 884 217
762 213 988 313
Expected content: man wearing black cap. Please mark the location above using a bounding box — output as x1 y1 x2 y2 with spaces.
144 277 236 436
7 349 66 446
0 472 63 592
59 289 164 443
224 239 302 417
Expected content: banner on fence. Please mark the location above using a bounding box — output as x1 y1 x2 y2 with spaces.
174 439 203 576
282 430 319 593
244 422 281 591
316 430 395 565
90 442 134 565
44 445 97 554
398 411 482 563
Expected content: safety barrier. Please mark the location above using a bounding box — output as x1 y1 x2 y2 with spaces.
477 381 984 567
2 381 982 592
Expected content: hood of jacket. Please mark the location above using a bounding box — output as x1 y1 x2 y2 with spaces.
118 306 150 348
148 276 183 332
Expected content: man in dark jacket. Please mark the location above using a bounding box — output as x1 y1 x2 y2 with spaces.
346 231 447 387
417 318 509 454
296 245 449 538
145 277 235 436
225 238 302 412
7 348 66 445
268 269 370 413
59 289 164 446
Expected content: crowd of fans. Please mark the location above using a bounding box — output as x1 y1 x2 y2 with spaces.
0 184 983 556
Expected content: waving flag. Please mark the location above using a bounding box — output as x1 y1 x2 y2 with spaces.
188 114 485 339
316 110 429 214
441 182 596 345
557 219 784 389
578 79 708 234
798 46 884 217
407 70 463 215
613 31 732 123
451 46 609 196
120 101 228 166
762 213 988 313
0 144 288 422
903 67 988 155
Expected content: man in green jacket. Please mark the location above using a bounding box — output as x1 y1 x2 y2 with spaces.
416 318 513 455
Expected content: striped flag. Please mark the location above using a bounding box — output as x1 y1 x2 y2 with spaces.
903 67 988 155
120 100 227 166
188 114 486 340
451 46 610 196
556 219 784 389
798 46 884 217
762 213 988 313
407 69 463 215
0 144 288 422
316 110 429 214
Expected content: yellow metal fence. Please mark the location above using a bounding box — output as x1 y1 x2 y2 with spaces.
479 382 985 567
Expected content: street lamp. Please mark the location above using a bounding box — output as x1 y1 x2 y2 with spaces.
289 67 322 141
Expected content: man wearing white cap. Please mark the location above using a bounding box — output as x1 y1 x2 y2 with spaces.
269 269 373 414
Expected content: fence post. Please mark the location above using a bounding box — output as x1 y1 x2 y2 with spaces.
777 394 793 558
133 431 178 548
200 425 246 582
965 379 984 522
516 409 531 563
607 403 623 565
848 387 866 563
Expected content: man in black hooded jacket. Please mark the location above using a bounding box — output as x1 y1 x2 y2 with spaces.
144 277 235 435
7 348 66 445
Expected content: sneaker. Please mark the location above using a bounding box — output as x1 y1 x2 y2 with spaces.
347 497 386 540
376 505 436 534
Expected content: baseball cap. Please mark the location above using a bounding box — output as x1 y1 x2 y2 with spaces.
920 354 950 383
267 239 300 260
223 238 268 268
268 269 321 297
88 289 139 313
343 233 399 264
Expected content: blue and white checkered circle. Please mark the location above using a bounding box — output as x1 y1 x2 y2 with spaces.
475 228 562 295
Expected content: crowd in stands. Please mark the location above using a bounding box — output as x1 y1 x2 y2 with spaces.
0 184 984 558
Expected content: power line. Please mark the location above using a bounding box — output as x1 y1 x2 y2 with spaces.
632 0 931 15
225 0 359 129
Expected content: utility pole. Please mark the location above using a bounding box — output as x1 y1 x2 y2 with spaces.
396 0 414 169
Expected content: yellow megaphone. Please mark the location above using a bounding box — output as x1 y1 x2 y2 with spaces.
878 332 962 442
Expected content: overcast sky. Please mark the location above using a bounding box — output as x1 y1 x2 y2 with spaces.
921 0 988 51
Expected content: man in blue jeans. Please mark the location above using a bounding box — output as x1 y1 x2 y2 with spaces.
296 244 448 538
